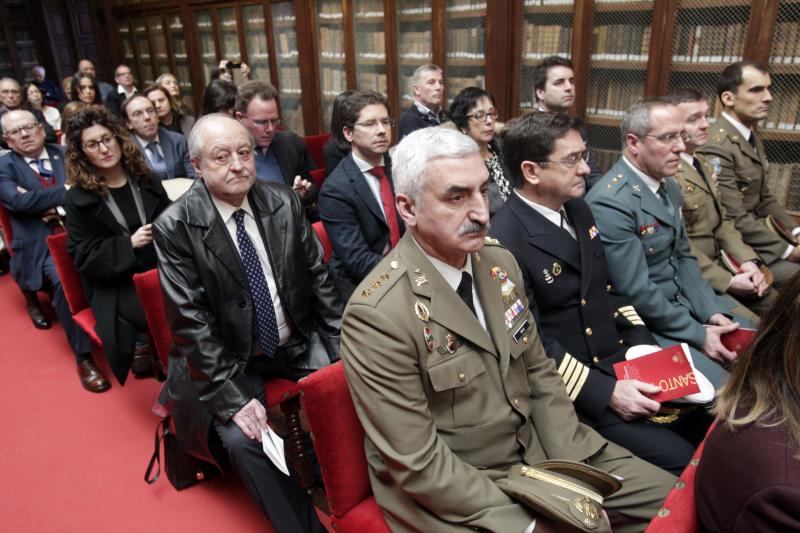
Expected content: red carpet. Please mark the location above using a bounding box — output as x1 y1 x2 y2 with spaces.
0 274 330 532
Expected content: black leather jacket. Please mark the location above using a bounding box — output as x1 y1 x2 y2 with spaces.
153 179 343 463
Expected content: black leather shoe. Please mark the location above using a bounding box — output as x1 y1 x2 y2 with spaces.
23 290 51 329
77 359 111 393
131 344 154 378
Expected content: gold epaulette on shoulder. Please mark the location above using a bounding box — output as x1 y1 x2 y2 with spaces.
358 259 405 302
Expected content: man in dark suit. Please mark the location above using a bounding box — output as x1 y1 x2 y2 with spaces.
0 110 109 392
398 64 446 141
122 95 194 180
532 56 604 189
31 66 65 106
153 114 342 532
76 59 115 102
318 91 404 300
104 64 138 117
490 112 711 475
235 80 315 210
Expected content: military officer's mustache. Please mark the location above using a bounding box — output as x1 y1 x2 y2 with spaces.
457 220 489 236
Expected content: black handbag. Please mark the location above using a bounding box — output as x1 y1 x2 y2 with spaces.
145 417 217 491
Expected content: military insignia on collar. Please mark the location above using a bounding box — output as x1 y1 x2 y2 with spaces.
638 222 660 237
632 184 641 193
543 268 553 284
413 268 429 287
588 226 599 240
423 327 434 352
414 300 430 322
491 266 519 304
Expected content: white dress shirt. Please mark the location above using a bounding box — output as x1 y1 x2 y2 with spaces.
514 190 577 240
210 194 292 346
352 152 391 255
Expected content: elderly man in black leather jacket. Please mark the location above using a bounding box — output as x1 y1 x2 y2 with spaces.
153 113 342 532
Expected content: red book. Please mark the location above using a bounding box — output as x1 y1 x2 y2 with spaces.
721 327 757 354
613 345 701 402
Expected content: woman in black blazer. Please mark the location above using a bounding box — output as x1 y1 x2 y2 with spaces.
64 106 171 385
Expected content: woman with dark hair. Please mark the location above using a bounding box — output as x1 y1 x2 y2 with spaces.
322 89 354 176
64 106 171 384
448 87 511 214
200 79 237 117
695 272 800 531
71 72 103 106
22 82 61 131
142 83 195 138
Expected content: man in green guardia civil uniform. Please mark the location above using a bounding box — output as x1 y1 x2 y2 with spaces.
340 127 673 533
668 90 775 317
697 61 800 289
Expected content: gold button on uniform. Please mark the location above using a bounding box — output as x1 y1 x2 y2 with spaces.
513 397 520 407
593 356 600 365
522 336 528 344
458 371 466 382
606 283 612 292
585 327 593 336
580 298 587 306
613 311 619 318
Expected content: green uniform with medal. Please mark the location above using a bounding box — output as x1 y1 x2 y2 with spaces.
341 232 674 533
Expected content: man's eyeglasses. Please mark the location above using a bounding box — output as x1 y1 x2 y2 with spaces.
540 149 591 169
212 148 254 166
466 109 499 122
3 123 39 138
353 118 395 130
642 131 692 146
248 117 281 128
82 134 117 152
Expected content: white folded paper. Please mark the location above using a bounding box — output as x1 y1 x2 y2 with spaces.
261 426 290 476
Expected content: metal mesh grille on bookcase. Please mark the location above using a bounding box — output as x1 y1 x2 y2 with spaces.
353 0 387 95
167 13 193 112
517 0 574 115
765 1 800 212
395 0 434 113
243 5 271 86
272 1 305 135
316 0 346 132
148 16 169 83
195 10 217 86
444 0 487 107
584 1 652 174
119 21 136 82
665 1 750 108
133 16 154 85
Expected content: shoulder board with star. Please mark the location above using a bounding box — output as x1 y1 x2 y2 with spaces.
356 258 406 305
601 172 630 194
709 126 731 145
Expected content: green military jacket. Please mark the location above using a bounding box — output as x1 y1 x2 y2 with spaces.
341 233 610 532
697 114 798 264
674 156 758 293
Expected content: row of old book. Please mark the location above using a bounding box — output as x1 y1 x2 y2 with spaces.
590 24 651 61
522 24 572 59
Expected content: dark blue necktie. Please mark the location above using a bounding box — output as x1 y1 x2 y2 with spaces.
37 159 55 187
233 209 279 357
147 142 167 179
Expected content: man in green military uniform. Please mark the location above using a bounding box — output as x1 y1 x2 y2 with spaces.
668 90 775 316
341 127 673 533
586 99 747 390
697 61 800 289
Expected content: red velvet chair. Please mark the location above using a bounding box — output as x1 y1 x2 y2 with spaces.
299 362 390 532
131 268 314 491
645 420 718 533
304 133 331 171
312 221 332 263
46 232 101 345
309 168 326 192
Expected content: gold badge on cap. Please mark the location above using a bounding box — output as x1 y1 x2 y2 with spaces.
414 300 430 322
572 497 601 529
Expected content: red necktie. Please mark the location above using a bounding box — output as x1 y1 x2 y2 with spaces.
371 166 400 248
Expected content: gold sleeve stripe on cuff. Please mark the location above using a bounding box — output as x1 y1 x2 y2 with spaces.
564 359 587 396
568 365 590 401
558 354 578 386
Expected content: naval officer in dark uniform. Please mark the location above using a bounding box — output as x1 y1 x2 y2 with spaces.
490 112 712 475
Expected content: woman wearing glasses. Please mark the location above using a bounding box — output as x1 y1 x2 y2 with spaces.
63 106 171 385
448 87 511 215
70 73 103 106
